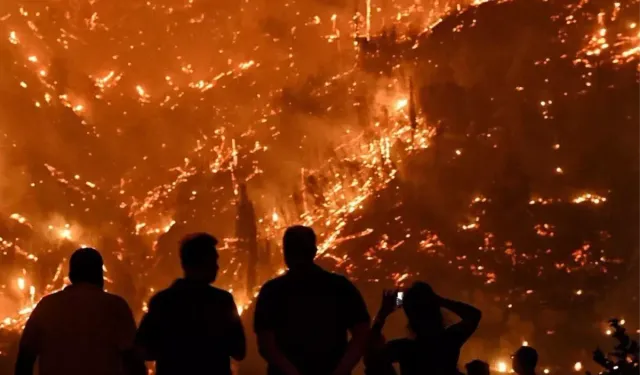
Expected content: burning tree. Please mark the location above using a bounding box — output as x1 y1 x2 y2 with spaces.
590 319 639 375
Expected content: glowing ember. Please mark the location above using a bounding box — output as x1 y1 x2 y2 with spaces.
497 361 509 373
574 362 582 371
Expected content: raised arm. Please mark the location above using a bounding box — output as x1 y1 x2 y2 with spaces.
371 290 399 337
439 297 482 343
364 290 400 375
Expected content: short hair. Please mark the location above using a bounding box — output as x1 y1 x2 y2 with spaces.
283 225 317 260
513 346 538 368
466 360 490 375
179 233 219 269
69 248 103 284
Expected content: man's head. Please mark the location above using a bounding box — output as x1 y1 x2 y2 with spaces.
180 233 219 283
466 360 490 375
283 225 317 270
512 346 538 375
69 248 104 288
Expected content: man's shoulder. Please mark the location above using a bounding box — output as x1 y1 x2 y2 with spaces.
260 274 288 291
35 289 64 309
37 287 130 313
147 286 175 308
151 283 233 304
206 285 234 301
321 269 355 288
102 291 131 309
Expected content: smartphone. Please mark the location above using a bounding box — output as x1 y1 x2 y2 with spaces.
396 291 404 307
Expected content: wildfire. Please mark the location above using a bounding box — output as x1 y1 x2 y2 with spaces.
574 362 582 371
17 277 25 291
497 361 509 373
572 193 607 204
0 0 635 372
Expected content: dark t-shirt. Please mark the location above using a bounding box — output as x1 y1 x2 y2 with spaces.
136 279 245 375
367 327 472 375
388 337 461 375
254 265 370 375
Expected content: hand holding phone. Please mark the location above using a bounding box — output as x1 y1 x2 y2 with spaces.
378 289 400 319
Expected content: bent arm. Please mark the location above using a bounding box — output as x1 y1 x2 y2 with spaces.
227 298 246 361
257 331 299 375
440 297 482 342
118 299 147 375
136 297 162 362
332 322 370 375
332 279 372 375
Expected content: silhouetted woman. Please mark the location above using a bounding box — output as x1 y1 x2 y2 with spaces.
365 282 482 375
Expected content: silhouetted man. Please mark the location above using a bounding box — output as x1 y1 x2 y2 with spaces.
254 225 370 375
512 346 538 375
15 248 144 375
136 233 246 375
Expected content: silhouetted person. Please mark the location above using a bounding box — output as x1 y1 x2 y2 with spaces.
236 183 258 298
466 360 490 375
512 346 538 375
365 282 482 375
136 233 246 375
15 248 144 375
254 225 370 375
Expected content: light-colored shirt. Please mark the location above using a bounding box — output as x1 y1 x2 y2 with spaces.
19 283 136 375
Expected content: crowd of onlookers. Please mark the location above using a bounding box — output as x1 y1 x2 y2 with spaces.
11 226 566 375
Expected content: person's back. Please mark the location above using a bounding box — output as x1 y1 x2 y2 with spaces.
256 266 368 375
382 336 463 375
22 285 135 375
15 248 142 375
254 226 370 375
136 233 245 375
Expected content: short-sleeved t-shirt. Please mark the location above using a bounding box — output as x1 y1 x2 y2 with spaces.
19 283 136 375
136 279 244 375
375 334 466 375
254 265 370 375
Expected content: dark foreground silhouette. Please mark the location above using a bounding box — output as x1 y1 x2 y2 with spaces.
466 360 490 375
12 230 485 375
512 346 538 375
365 282 482 375
254 225 371 375
136 233 246 375
15 248 144 375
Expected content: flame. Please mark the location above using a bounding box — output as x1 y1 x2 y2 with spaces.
497 361 508 373
59 228 72 240
574 362 582 371
17 277 26 290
